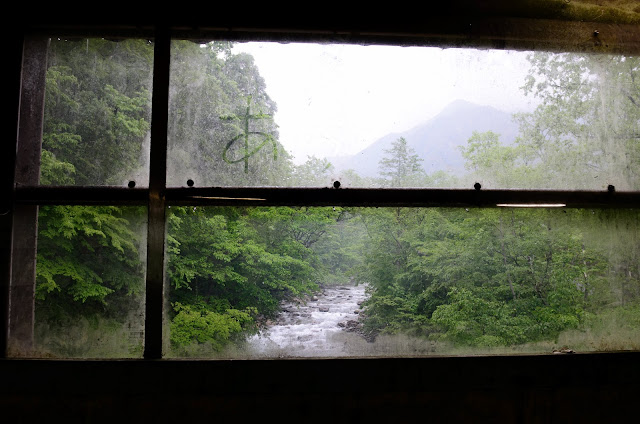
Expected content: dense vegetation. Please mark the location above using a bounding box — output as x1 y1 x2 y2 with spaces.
33 38 639 357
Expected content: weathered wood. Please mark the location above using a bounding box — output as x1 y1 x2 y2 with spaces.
8 35 49 356
164 17 640 56
13 35 48 187
18 12 640 55
7 206 39 356
0 28 26 358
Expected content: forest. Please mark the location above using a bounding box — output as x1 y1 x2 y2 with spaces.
30 37 640 357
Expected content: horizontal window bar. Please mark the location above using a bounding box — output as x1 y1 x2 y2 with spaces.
171 17 640 55
13 186 640 208
13 186 149 205
24 16 640 55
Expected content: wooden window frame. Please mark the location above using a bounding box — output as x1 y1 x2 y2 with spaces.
3 21 640 359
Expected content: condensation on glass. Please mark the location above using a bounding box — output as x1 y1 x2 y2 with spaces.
10 206 148 359
19 37 154 188
162 206 639 359
166 41 639 191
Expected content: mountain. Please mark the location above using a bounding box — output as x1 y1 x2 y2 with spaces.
328 100 520 178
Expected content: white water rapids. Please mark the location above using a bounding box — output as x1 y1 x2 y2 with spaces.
246 284 369 358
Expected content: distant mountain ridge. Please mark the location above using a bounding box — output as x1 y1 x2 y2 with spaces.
328 99 520 178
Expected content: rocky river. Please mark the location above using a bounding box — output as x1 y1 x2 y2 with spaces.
246 284 370 358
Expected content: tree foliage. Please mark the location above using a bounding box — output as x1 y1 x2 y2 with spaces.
34 39 640 356
379 137 425 187
36 39 154 352
167 42 292 187
357 51 640 349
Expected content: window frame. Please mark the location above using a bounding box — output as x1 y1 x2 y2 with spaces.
3 20 640 360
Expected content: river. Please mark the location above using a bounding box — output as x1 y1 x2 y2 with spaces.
246 284 369 358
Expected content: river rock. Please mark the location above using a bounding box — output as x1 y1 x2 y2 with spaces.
338 319 361 332
247 284 370 357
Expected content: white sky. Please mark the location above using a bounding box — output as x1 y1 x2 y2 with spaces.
232 42 538 164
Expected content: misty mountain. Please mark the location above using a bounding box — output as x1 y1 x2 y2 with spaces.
328 99 520 178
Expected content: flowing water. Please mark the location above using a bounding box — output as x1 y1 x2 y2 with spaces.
246 284 369 358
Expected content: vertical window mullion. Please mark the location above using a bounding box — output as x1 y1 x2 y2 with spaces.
1 32 28 358
7 35 49 356
145 27 171 359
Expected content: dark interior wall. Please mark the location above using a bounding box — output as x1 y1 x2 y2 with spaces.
2 5 640 423
1 353 639 423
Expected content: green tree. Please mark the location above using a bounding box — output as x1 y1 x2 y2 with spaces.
34 38 154 356
35 205 146 337
356 207 607 346
379 137 425 187
310 208 366 284
44 38 153 186
166 206 343 350
36 39 311 355
168 42 293 187
288 156 335 187
514 52 640 190
460 130 527 188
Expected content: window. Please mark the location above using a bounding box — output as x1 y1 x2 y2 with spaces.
4 14 640 360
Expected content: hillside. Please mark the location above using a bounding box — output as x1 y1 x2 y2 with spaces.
328 100 520 178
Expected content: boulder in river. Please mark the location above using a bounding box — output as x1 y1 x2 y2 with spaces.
337 320 360 331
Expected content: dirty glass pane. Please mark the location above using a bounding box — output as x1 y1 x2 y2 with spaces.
11 206 147 358
23 37 153 187
166 40 639 190
163 206 639 359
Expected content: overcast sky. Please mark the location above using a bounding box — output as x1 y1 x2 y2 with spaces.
232 42 538 164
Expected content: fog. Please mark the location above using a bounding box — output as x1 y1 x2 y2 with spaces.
233 42 538 164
